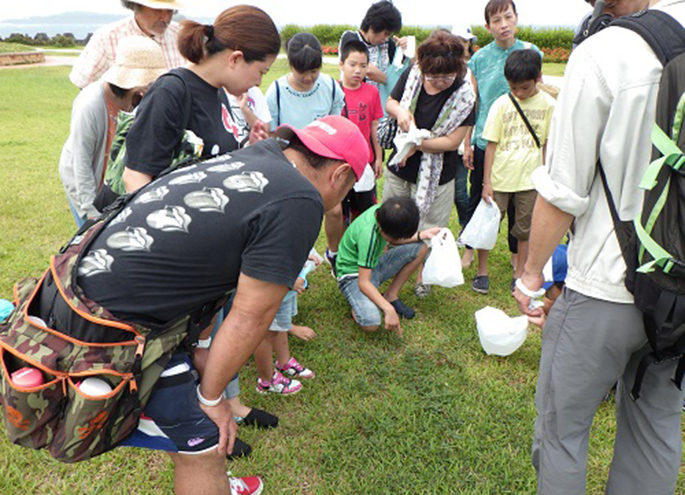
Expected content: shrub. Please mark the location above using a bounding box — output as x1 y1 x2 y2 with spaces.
52 34 77 48
540 47 571 63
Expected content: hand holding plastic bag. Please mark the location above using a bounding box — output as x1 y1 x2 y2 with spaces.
459 199 501 250
422 228 464 287
475 306 528 356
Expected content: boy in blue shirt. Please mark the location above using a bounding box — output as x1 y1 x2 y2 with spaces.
461 0 542 292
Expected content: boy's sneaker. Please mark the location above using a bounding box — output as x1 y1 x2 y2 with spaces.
276 356 315 379
325 248 337 277
390 298 416 319
472 275 489 294
256 371 302 395
228 473 264 495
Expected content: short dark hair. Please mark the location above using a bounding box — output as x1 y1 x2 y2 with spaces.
360 1 402 34
504 49 542 83
485 0 517 24
376 197 420 240
286 32 323 73
109 83 129 99
121 1 137 11
340 39 369 62
417 30 466 80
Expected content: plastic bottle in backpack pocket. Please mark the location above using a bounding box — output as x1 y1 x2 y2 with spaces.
76 377 113 396
10 367 45 388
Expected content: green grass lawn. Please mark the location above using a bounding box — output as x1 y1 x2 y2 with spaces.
0 41 36 53
0 64 681 495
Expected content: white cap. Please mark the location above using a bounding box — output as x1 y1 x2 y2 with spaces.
451 24 476 41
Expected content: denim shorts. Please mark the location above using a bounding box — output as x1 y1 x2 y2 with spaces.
269 292 297 331
338 242 422 327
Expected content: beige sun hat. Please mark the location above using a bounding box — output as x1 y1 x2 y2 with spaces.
129 0 186 9
102 36 167 89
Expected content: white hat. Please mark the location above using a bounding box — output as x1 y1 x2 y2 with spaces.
451 24 477 41
102 36 167 89
129 0 185 9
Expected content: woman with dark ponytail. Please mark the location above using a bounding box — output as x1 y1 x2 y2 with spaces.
122 5 281 192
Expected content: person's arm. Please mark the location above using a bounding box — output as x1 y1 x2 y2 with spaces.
420 126 469 154
123 167 154 193
238 93 259 129
482 141 497 204
366 64 388 85
386 97 414 132
357 266 400 334
198 273 289 455
515 196 573 315
265 82 279 132
371 119 383 178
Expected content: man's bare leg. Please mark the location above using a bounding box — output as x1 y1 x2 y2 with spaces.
169 450 229 495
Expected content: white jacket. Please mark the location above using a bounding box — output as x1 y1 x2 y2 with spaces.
533 0 685 303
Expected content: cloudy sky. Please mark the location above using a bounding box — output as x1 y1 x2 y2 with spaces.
0 0 592 28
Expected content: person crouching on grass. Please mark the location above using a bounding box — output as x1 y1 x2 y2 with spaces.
336 197 441 336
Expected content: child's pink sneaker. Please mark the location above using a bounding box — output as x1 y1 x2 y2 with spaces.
256 371 302 395
276 356 315 379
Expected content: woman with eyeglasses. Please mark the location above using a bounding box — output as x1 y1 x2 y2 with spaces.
383 30 476 297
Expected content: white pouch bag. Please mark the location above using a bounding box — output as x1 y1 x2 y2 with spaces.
459 199 501 250
353 164 375 193
422 228 463 287
475 306 528 356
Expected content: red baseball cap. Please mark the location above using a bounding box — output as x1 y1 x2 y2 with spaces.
274 116 368 180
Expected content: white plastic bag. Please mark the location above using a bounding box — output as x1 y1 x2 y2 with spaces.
475 306 528 356
422 228 463 287
353 164 375 193
459 199 501 250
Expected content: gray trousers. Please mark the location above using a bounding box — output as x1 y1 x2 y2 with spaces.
534 288 684 495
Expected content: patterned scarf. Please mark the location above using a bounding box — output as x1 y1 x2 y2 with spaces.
399 64 475 217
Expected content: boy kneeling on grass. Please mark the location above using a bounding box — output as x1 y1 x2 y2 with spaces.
336 196 440 336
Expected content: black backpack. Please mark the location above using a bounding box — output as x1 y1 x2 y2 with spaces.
599 10 685 400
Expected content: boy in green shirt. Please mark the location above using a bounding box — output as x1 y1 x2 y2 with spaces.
336 197 440 336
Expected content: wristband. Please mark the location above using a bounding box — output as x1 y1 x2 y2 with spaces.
515 278 546 299
196 338 212 349
196 384 222 407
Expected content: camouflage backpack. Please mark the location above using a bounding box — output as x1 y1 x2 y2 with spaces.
0 183 226 463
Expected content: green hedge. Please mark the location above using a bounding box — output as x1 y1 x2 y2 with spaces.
280 24 575 51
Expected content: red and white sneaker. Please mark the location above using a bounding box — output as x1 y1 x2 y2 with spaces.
256 370 302 395
276 356 315 379
228 474 263 495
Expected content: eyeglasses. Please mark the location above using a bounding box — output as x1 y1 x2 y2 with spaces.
424 74 458 83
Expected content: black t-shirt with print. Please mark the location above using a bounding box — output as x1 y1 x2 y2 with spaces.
388 66 476 185
125 68 240 178
79 139 323 325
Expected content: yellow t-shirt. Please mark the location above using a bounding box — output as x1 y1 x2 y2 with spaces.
482 90 556 192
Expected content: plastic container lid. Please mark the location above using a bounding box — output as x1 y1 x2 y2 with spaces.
11 367 45 388
77 377 113 396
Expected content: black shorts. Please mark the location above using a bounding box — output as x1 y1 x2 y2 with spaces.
120 352 220 454
342 187 377 224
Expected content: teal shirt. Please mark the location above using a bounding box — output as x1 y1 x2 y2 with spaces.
469 39 542 150
336 205 387 278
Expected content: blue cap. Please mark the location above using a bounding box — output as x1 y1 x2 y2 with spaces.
543 244 568 290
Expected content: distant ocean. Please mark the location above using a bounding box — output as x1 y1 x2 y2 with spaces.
0 14 573 40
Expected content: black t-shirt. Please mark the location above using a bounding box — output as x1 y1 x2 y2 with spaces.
79 139 323 325
387 66 476 185
125 68 240 178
